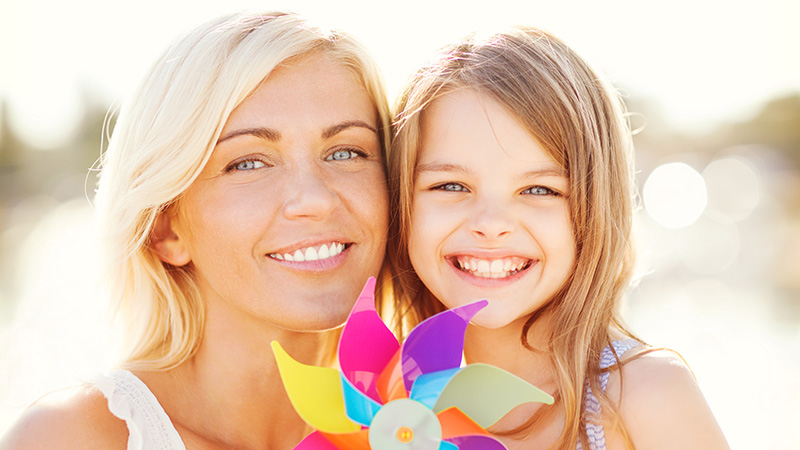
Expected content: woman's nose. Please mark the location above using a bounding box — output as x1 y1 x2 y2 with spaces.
469 198 513 240
281 165 341 220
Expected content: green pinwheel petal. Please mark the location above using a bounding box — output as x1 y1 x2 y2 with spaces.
432 363 554 428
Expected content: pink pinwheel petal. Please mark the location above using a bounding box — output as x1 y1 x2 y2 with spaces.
401 300 487 391
339 277 400 402
446 435 508 450
294 431 340 450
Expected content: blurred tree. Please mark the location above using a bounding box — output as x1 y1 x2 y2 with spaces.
724 94 800 167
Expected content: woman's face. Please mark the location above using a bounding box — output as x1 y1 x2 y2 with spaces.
408 90 575 330
170 53 388 331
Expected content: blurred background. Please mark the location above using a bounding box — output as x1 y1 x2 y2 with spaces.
1 0 798 447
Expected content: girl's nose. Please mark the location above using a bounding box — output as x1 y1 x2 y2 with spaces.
469 198 513 240
281 165 341 220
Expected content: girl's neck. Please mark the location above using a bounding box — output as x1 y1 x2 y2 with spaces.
463 308 556 389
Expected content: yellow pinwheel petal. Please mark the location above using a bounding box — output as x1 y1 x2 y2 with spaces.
271 341 361 433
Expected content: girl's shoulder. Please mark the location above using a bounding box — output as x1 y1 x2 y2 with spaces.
604 347 730 450
0 383 128 450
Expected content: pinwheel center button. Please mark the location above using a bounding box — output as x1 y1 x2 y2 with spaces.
369 399 441 450
396 426 414 443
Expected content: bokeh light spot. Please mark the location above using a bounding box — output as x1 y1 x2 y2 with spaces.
643 162 708 228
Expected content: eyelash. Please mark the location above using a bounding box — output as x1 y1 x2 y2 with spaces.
224 157 270 173
431 183 560 197
326 147 368 161
522 186 561 197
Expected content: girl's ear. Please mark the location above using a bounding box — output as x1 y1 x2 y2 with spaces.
150 212 192 267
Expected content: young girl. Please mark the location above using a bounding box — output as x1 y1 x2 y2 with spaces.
387 27 729 449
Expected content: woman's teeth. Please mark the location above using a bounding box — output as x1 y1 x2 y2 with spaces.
454 256 529 278
270 243 345 262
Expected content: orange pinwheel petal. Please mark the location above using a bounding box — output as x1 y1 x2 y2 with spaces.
437 406 490 440
320 430 371 450
376 348 407 403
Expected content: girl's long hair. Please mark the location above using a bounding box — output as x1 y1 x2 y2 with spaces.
387 27 640 449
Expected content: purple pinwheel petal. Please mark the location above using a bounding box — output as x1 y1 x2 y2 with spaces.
293 431 340 450
339 277 400 403
409 367 462 409
340 373 382 426
446 435 509 450
401 300 487 392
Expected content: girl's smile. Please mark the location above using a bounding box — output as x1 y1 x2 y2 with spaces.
408 89 576 330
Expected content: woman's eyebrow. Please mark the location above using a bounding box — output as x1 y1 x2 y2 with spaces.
217 127 281 144
321 120 377 139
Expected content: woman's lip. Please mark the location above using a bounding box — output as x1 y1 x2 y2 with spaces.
268 243 352 272
268 241 350 263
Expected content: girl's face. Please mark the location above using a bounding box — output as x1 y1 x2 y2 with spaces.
408 90 576 330
169 54 388 331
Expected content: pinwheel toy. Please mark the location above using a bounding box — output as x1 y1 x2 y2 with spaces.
271 277 554 450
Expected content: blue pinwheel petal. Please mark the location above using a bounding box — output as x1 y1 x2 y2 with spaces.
340 373 383 426
409 367 462 409
446 435 508 450
401 300 487 391
439 441 460 450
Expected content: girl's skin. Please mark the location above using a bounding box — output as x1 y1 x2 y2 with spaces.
408 89 729 449
0 53 389 450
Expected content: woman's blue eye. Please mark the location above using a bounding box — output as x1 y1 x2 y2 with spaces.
327 149 361 161
230 160 267 171
435 183 468 192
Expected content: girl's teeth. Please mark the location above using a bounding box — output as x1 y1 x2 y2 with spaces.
456 256 529 278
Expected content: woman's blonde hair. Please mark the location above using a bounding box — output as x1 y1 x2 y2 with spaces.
388 27 639 449
94 11 391 371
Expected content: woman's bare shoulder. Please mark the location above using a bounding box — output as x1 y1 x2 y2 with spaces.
605 348 730 450
0 384 128 450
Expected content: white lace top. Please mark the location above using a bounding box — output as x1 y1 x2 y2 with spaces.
94 370 186 450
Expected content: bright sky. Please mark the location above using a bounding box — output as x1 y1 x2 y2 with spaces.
1 0 799 146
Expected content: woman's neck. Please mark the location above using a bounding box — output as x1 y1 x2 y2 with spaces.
136 300 338 450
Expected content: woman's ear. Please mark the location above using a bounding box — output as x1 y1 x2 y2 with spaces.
150 212 192 267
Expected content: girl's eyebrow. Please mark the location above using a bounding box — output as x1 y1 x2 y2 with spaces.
523 167 567 178
415 162 471 175
416 163 566 178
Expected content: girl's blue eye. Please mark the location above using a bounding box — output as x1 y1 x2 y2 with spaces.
229 159 267 171
327 149 361 161
523 186 557 196
435 183 469 192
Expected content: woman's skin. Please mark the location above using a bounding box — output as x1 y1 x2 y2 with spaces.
0 52 389 450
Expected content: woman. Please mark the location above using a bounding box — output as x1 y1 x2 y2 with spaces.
0 11 391 449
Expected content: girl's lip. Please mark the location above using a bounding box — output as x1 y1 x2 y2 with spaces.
446 254 537 285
